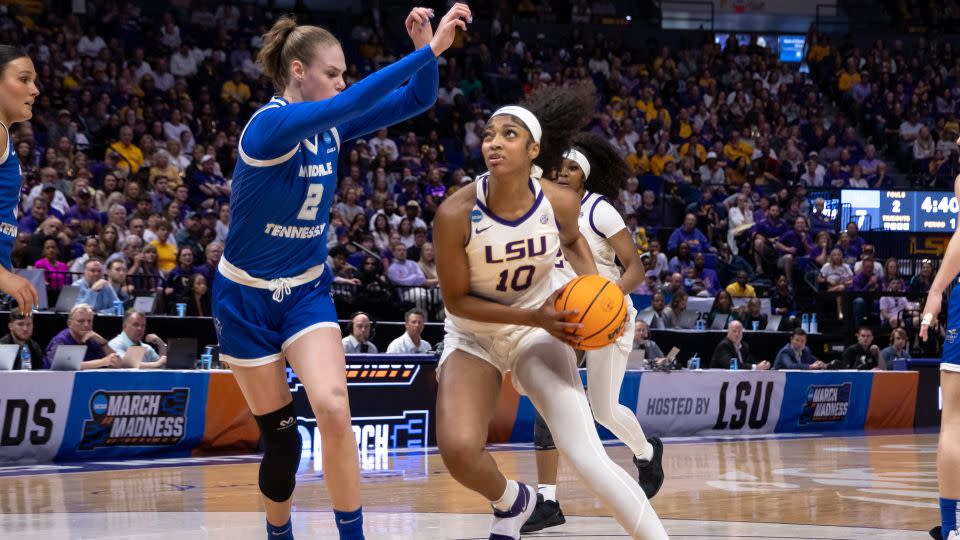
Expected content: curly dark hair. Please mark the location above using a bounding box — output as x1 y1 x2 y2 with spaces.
517 81 597 176
567 132 632 200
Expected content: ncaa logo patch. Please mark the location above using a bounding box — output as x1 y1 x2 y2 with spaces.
471 209 482 223
947 328 958 344
323 132 332 145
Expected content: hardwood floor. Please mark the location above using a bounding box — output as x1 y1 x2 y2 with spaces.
0 432 941 539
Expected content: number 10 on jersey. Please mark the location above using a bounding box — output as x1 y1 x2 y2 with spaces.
496 265 535 292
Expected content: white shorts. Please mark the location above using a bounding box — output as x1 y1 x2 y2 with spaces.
439 319 570 395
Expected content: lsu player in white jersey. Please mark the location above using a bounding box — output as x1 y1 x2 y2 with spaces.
0 45 39 315
523 133 665 533
433 83 668 540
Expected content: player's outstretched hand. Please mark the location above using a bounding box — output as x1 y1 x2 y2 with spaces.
0 269 38 316
429 3 471 57
535 287 583 347
920 291 942 342
405 7 434 50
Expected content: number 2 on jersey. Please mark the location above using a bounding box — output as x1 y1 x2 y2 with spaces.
297 184 324 220
496 265 535 292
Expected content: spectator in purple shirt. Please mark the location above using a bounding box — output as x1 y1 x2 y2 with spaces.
824 160 851 188
752 203 789 276
63 189 102 238
18 198 49 235
844 221 866 259
686 252 720 296
773 216 813 285
667 213 713 255
851 255 883 325
386 242 425 286
43 303 120 369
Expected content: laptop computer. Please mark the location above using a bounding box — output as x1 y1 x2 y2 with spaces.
0 344 20 370
51 344 87 371
132 296 157 315
710 314 729 330
677 310 699 329
53 286 81 313
166 338 198 370
765 314 784 332
635 309 655 326
119 345 145 369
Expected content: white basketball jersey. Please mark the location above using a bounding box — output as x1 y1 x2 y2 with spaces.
555 191 627 283
445 174 561 334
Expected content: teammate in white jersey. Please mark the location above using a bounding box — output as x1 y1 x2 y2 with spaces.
0 45 39 315
524 133 664 533
433 83 668 540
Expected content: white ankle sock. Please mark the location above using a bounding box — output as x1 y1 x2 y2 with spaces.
538 484 557 502
492 479 519 512
635 440 654 462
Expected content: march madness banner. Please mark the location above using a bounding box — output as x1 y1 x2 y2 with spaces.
774 371 874 433
56 371 209 461
636 371 786 437
0 372 74 463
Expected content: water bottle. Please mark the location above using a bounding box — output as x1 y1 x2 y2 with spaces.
20 346 31 371
696 319 706 331
688 354 700 370
113 300 124 317
730 357 739 370
176 303 187 317
809 314 818 334
200 346 213 370
801 313 810 333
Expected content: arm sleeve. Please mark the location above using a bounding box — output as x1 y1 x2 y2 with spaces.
589 199 627 238
337 59 439 142
241 45 437 160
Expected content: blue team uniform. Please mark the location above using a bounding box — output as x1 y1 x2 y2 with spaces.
215 45 438 365
943 280 960 372
0 124 21 270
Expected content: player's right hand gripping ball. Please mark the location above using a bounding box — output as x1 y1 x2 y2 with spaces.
554 274 626 350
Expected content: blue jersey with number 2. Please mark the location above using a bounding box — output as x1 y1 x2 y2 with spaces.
223 45 438 280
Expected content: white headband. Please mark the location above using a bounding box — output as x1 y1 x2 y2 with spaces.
491 106 542 143
563 148 591 179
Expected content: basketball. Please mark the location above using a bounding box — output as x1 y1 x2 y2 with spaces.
554 274 626 350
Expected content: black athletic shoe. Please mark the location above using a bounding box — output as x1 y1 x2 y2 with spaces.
634 437 665 499
930 525 943 540
520 494 566 534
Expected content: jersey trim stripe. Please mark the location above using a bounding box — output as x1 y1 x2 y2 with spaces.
237 102 300 168
0 123 9 165
588 196 607 239
476 178 543 227
330 127 341 151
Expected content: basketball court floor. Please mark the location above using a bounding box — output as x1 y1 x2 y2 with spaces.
0 432 940 539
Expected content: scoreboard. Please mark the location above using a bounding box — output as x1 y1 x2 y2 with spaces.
841 190 959 233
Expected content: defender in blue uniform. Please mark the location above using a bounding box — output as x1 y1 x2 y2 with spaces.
921 170 960 540
212 7 470 540
0 46 39 315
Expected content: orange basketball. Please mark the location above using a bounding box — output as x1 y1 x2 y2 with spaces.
554 274 626 350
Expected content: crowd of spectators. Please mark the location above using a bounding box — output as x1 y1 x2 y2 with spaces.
0 2 949 362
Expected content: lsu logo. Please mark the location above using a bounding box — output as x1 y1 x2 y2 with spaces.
79 389 189 450
540 213 548 224
947 328 959 344
799 383 851 425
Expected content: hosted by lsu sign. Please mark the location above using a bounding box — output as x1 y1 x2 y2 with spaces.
0 372 74 463
56 372 209 461
636 371 786 437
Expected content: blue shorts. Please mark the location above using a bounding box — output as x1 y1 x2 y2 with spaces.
943 281 960 372
213 267 339 367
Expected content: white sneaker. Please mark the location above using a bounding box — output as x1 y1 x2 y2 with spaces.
948 530 959 540
489 482 536 540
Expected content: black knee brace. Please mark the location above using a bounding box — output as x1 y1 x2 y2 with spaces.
533 410 556 451
255 401 302 502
